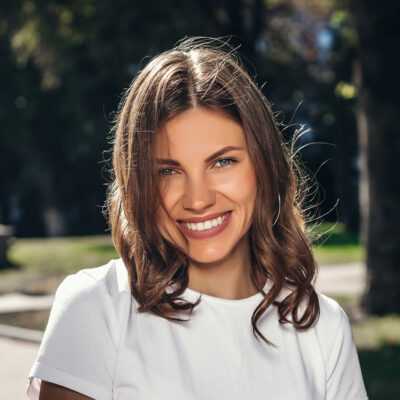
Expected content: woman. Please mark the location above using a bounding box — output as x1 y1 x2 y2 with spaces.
28 38 368 399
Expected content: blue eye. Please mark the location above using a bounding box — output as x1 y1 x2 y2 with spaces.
159 168 175 176
215 158 237 168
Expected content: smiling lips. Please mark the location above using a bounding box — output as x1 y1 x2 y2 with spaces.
177 211 232 239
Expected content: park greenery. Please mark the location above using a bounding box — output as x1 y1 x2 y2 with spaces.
1 1 399 397
0 0 359 237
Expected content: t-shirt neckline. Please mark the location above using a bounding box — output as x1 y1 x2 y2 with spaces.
181 280 272 305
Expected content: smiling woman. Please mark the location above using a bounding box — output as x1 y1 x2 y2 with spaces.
154 108 257 279
28 37 368 400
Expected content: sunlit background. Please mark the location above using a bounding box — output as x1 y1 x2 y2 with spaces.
0 1 399 399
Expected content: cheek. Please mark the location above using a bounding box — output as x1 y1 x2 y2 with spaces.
222 166 258 208
158 179 182 213
241 179 257 214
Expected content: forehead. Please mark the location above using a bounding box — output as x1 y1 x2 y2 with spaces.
153 107 246 158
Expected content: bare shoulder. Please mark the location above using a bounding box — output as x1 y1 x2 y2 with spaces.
39 381 94 400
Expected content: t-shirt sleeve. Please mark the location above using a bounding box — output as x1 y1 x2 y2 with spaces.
325 307 368 400
27 271 120 400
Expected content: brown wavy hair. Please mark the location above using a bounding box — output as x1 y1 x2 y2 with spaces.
106 37 319 345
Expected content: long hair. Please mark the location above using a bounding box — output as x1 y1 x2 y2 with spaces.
106 37 319 345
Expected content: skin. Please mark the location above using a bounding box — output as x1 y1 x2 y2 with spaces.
39 381 93 399
155 107 259 300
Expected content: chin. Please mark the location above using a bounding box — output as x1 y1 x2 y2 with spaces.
187 245 232 265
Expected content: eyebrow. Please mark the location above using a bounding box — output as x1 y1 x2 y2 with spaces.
156 146 244 166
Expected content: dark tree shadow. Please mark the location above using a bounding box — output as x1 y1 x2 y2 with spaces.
0 260 21 272
358 344 400 399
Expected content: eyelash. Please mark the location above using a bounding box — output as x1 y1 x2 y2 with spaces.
214 157 237 168
158 157 238 177
159 168 175 176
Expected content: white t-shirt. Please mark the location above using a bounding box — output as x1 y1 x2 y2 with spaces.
27 259 368 400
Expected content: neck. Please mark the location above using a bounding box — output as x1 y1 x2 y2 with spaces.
187 235 259 300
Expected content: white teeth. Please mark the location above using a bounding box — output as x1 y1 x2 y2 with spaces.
181 213 230 231
204 221 212 229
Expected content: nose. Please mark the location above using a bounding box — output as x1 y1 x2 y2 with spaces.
182 174 216 212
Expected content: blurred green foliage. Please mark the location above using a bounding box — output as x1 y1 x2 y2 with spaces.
311 221 359 245
310 222 363 264
0 0 361 236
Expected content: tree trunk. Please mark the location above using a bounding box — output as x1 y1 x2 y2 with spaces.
41 181 67 237
350 0 400 313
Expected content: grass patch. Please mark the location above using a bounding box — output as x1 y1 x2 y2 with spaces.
310 222 360 246
313 244 364 264
353 315 400 350
310 222 364 264
0 235 118 294
7 235 117 274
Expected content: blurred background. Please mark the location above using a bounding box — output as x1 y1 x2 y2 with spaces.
0 0 399 399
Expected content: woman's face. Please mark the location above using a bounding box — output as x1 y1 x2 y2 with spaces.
154 107 257 264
